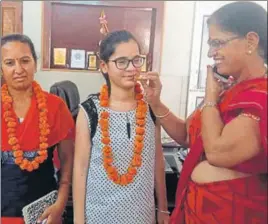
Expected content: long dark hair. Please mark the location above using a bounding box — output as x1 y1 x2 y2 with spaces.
1 33 37 64
99 30 141 95
207 1 267 63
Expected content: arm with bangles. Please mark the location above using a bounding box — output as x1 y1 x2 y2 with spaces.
150 101 194 148
73 109 91 224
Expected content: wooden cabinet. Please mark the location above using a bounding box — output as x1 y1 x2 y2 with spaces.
1 1 23 36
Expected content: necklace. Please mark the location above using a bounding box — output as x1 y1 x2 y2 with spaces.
2 81 50 172
99 83 147 186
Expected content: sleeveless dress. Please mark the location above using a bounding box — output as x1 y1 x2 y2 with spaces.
80 95 156 224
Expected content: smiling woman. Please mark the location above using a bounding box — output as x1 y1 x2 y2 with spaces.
1 34 75 224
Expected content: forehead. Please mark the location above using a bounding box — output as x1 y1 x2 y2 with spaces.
208 24 235 40
112 40 140 58
1 41 32 60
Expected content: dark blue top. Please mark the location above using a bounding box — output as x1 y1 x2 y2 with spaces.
1 146 57 217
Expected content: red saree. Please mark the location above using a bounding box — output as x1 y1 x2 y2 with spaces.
170 77 267 224
1 91 75 224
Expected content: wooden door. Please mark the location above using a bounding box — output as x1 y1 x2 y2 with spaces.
1 1 23 36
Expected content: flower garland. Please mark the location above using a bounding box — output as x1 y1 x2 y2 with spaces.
99 83 147 186
2 81 50 172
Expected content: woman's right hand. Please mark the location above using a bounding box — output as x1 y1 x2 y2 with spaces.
139 72 162 107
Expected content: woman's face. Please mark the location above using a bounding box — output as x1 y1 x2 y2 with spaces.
207 24 249 77
1 41 36 91
101 39 144 90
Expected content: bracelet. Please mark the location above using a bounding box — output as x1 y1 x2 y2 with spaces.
155 108 171 119
59 180 71 186
156 208 170 214
200 101 217 112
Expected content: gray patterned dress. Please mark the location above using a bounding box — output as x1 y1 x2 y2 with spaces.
80 95 156 224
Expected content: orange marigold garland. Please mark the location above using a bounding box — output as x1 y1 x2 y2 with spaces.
2 81 50 172
99 82 147 186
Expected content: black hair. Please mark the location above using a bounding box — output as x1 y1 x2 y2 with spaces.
99 30 141 94
207 1 267 63
1 33 37 63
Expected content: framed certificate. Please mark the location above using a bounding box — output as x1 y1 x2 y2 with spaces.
53 48 66 66
87 51 98 70
70 49 86 69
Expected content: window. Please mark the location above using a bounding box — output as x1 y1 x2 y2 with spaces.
41 1 164 72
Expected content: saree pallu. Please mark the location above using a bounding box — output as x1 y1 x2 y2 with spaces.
184 175 267 224
170 77 268 224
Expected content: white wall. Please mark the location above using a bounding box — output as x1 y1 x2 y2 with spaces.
22 1 195 123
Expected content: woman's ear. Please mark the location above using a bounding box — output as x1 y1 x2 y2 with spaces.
99 60 108 74
246 31 260 54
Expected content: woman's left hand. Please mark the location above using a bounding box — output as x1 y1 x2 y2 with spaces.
157 211 170 224
205 65 224 102
37 202 64 224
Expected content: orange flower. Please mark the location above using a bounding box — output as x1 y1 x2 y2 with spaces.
136 119 145 126
135 93 143 100
101 111 109 119
39 143 48 150
103 146 112 153
7 128 16 134
127 167 137 176
135 84 142 93
135 135 144 142
100 100 109 107
3 103 11 110
12 144 20 151
136 112 145 119
99 94 109 101
38 150 48 156
120 175 128 186
8 137 18 145
126 173 134 182
107 166 116 175
132 154 142 167
13 150 23 157
31 161 39 169
14 157 23 165
40 129 50 136
103 157 113 165
99 119 108 126
5 117 16 123
7 121 17 128
102 137 111 145
8 133 16 138
136 127 145 135
20 164 26 170
3 111 12 118
102 131 109 137
26 163 34 172
103 163 111 170
38 102 46 110
40 136 48 142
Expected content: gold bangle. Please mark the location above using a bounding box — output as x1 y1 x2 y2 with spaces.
156 208 170 214
155 109 170 119
201 102 217 112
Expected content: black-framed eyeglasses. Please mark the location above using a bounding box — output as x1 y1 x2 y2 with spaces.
207 36 240 50
108 56 145 70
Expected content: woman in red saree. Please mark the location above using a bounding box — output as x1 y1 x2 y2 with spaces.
1 34 75 224
140 2 267 223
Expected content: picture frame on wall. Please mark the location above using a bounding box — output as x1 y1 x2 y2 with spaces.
70 49 86 69
53 48 67 66
87 51 98 70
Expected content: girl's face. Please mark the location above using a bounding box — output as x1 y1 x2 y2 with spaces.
101 39 144 90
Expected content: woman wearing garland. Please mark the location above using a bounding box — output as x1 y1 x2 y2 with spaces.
1 34 75 224
73 30 169 224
